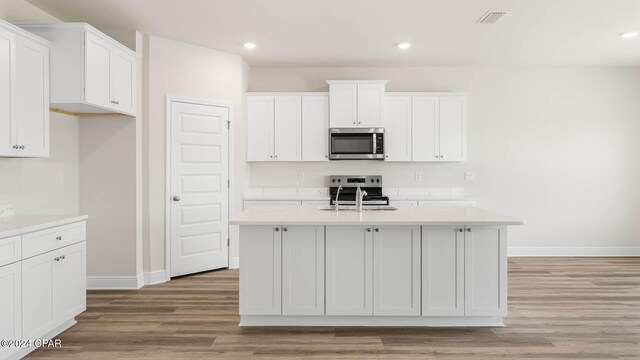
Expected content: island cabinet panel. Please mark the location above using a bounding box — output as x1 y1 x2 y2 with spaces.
464 226 507 316
0 262 21 360
282 226 325 315
239 226 282 315
325 226 373 315
373 226 420 316
422 226 464 316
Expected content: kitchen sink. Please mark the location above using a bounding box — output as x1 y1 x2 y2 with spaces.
317 206 398 211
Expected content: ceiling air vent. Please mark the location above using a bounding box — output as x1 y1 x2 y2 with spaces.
476 11 508 24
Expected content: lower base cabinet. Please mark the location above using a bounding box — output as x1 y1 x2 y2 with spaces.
22 241 86 340
239 224 507 321
0 262 21 359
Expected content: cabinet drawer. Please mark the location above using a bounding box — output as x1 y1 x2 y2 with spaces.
0 235 21 266
22 222 86 259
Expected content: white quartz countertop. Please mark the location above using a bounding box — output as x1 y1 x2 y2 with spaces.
243 194 476 201
0 215 89 238
230 206 524 226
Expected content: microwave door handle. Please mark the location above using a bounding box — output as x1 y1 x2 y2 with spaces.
372 133 377 154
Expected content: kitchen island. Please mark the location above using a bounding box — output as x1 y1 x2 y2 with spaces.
230 205 524 327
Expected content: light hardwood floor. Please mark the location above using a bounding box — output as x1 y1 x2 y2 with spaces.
27 257 639 359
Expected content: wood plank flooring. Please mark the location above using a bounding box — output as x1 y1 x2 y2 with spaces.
27 257 640 359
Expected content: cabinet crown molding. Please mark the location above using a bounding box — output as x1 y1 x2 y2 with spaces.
0 19 51 47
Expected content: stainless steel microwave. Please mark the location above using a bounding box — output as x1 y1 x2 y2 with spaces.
329 128 385 160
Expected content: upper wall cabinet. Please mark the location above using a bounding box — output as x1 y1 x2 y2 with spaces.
327 80 386 128
386 93 467 162
18 23 137 116
0 20 50 158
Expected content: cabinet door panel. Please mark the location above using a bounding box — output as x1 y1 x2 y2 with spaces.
329 84 357 127
274 96 301 161
22 251 56 339
384 96 412 161
439 96 467 161
84 33 112 108
246 96 274 161
326 226 372 315
0 262 21 359
0 28 15 156
412 96 439 161
239 226 282 315
54 242 86 321
15 37 49 157
111 49 135 114
357 84 384 127
422 227 464 316
282 226 324 315
465 226 507 316
301 95 329 161
373 226 420 316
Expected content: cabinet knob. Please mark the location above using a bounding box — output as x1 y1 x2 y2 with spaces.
458 228 464 232
56 236 62 241
274 227 280 232
367 228 372 232
374 228 379 232
466 228 471 232
115 101 119 105
283 227 288 232
60 255 66 260
12 145 18 149
173 196 181 202
54 257 60 261
19 145 25 150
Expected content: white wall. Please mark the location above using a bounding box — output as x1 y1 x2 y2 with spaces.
249 67 640 250
0 113 79 214
143 35 249 274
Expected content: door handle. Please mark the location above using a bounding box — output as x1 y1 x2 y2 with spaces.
173 196 181 202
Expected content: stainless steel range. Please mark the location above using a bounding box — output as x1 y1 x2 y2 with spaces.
329 175 389 206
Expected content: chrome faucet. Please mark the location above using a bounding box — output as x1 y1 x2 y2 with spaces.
355 184 367 212
334 185 342 212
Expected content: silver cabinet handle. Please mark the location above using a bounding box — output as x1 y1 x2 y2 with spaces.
466 228 471 232
19 145 25 150
56 236 62 240
367 228 372 232
274 227 280 232
54 257 60 261
283 227 288 232
12 145 18 149
374 228 379 232
173 196 180 201
458 228 464 232
60 255 66 260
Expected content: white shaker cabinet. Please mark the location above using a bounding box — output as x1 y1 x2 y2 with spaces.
327 81 386 128
0 20 50 158
19 23 137 116
282 226 325 315
22 242 86 340
246 95 302 162
384 95 412 161
465 226 507 316
0 262 21 359
239 226 282 315
325 226 373 315
301 95 329 161
422 226 464 316
411 95 440 161
439 96 467 161
373 226 421 316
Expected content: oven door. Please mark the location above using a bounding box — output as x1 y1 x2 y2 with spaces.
329 128 384 160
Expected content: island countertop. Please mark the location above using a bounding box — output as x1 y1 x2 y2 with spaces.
230 205 524 226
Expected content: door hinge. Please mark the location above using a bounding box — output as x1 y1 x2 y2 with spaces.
227 120 230 129
227 238 230 246
227 179 230 188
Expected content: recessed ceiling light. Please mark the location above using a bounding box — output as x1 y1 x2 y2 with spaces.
243 42 256 49
397 42 411 50
620 31 638 39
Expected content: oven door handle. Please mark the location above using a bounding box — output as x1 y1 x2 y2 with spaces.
372 133 377 155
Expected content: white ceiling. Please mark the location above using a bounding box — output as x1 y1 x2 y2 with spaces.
27 0 640 67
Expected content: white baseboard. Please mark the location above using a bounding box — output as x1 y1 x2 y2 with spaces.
230 256 239 269
144 270 168 285
87 274 144 290
508 246 640 257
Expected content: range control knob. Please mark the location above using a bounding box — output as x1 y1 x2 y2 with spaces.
376 179 380 183
337 179 341 183
332 179 336 183
371 179 374 183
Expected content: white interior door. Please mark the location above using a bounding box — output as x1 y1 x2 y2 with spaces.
170 100 229 277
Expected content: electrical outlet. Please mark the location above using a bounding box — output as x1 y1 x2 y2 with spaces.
465 172 476 181
298 172 305 182
415 172 422 181
55 176 64 187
